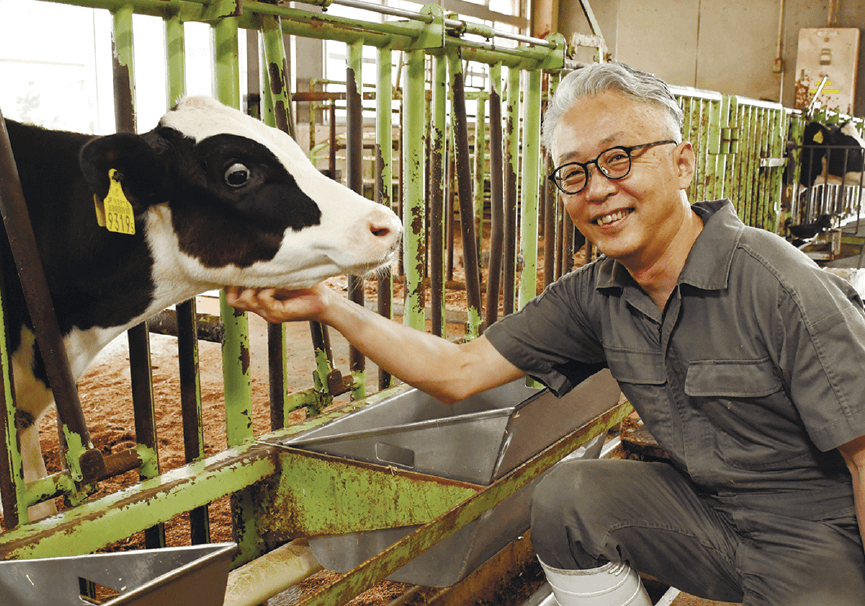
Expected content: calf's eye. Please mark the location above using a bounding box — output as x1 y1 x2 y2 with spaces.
224 163 251 187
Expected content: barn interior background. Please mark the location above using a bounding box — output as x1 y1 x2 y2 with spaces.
0 0 863 605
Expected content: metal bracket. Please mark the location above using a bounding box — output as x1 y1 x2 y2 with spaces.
405 4 445 51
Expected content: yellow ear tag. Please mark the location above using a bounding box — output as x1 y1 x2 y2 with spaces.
813 130 824 144
99 168 135 235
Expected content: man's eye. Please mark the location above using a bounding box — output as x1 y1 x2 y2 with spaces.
562 167 586 182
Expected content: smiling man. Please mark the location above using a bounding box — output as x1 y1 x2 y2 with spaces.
227 62 865 606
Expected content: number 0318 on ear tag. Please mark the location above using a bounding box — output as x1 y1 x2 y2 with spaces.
95 168 135 235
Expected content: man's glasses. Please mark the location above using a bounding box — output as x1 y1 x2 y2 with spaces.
548 140 679 195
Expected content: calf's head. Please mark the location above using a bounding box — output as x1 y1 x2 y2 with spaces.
80 96 401 292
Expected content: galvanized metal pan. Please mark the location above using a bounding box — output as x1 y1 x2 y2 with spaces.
0 542 236 606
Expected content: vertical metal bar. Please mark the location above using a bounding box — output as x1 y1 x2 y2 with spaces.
329 101 337 178
262 16 317 422
449 52 482 338
113 5 164 549
261 14 296 138
403 49 426 332
446 131 455 282
376 47 395 389
518 69 541 310
484 63 504 330
474 90 486 267
213 15 261 568
346 40 366 398
429 53 447 338
502 67 520 316
165 11 211 546
0 252 21 528
543 152 556 287
213 17 253 447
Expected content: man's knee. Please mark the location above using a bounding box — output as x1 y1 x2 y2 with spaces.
530 460 624 568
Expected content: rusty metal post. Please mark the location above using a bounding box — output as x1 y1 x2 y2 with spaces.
484 63 504 330
543 152 556 287
448 52 483 339
502 67 520 316
346 40 366 398
376 47 396 389
429 53 447 338
165 10 211 546
113 5 165 550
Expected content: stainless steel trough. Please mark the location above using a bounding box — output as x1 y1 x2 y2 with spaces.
282 369 621 586
0 542 236 606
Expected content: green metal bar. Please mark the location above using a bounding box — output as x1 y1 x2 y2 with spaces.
0 444 276 560
212 15 261 567
213 18 253 447
518 70 541 311
165 15 186 107
0 243 25 526
403 49 426 331
261 13 296 137
502 67 520 316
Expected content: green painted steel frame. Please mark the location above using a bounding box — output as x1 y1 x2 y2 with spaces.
674 85 788 231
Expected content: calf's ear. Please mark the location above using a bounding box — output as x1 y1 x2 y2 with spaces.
79 132 169 212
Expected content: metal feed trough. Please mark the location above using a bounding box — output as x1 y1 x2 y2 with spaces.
280 370 621 586
0 543 236 606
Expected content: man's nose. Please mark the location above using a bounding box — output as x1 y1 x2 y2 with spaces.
583 164 617 200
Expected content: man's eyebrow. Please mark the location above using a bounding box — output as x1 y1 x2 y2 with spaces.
558 131 628 163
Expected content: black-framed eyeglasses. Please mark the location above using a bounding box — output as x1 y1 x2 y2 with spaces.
547 140 679 195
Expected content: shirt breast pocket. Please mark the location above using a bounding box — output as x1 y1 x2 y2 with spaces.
685 358 783 398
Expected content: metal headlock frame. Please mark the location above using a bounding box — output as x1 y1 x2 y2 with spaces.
1 1 862 605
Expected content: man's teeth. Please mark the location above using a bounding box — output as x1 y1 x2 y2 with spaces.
597 210 630 226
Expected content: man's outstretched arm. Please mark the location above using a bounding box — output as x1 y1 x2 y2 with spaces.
226 284 525 404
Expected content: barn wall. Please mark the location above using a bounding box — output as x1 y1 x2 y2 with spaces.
560 0 865 116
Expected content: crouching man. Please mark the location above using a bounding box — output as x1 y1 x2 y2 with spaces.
229 62 865 606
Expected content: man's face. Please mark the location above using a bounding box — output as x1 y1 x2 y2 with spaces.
551 90 695 270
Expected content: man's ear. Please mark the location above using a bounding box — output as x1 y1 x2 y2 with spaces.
674 140 696 190
79 132 169 213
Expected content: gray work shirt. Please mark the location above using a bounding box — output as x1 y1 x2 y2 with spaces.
485 199 865 517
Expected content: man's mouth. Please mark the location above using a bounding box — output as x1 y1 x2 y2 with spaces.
595 209 632 226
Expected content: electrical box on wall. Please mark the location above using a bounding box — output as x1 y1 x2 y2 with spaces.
795 28 860 115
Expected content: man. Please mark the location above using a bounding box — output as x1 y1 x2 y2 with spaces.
228 62 865 606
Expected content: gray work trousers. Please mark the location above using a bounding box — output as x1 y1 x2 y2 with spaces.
530 458 865 606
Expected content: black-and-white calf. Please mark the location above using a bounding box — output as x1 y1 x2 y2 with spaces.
799 121 865 187
4 96 402 518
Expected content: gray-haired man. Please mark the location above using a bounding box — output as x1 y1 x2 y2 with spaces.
228 62 865 606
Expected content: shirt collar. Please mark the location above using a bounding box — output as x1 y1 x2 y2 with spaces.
596 199 744 293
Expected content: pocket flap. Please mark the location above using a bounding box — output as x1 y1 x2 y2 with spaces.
685 358 782 397
606 348 666 385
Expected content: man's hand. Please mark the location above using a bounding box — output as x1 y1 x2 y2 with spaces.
225 284 332 324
